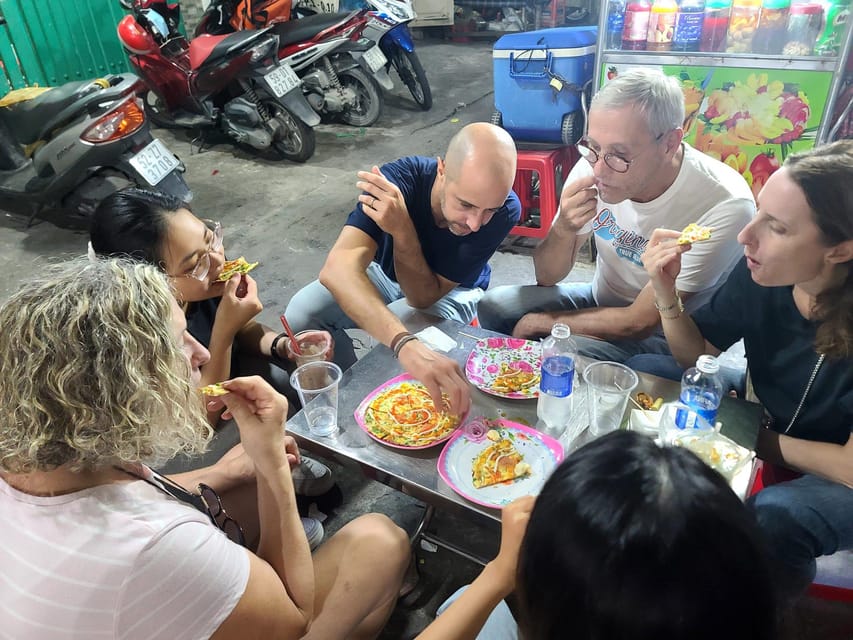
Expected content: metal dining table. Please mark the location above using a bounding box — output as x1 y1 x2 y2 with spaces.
286 310 763 564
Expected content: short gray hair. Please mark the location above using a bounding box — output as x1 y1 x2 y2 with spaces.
592 68 685 138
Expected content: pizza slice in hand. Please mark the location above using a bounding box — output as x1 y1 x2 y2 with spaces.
217 256 259 282
199 382 228 397
677 223 713 246
472 432 532 489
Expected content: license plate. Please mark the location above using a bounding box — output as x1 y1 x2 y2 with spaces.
362 46 387 73
264 64 300 98
129 139 180 186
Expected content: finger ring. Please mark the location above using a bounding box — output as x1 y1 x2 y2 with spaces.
371 196 377 208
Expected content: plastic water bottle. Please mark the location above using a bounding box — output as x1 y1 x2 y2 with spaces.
679 355 724 425
537 323 578 438
606 0 626 49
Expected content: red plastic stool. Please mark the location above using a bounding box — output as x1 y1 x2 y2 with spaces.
748 461 853 603
511 146 579 239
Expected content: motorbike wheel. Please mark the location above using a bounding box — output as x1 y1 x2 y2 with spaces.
338 68 383 128
142 90 179 130
263 100 316 163
391 48 432 111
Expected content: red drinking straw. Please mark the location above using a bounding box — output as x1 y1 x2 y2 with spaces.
279 314 302 356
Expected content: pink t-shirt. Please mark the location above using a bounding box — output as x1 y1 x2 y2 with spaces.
0 473 250 639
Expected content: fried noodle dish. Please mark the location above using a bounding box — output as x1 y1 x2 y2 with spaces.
491 362 540 394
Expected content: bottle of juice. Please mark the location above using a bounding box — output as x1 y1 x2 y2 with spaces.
647 0 679 50
753 0 790 54
622 0 652 49
814 0 850 56
700 0 732 51
672 0 706 51
783 2 824 55
726 0 761 52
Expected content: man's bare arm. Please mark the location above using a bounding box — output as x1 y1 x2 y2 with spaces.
319 227 408 347
533 175 598 286
513 285 697 341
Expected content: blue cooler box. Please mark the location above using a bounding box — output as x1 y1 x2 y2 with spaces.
492 27 597 144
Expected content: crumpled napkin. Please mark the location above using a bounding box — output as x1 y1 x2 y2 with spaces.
414 326 457 353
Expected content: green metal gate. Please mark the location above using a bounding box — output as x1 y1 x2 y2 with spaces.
0 0 132 96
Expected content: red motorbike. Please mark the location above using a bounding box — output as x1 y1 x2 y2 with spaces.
117 0 320 162
197 1 393 127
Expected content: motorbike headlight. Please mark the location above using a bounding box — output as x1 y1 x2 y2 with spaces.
249 37 277 63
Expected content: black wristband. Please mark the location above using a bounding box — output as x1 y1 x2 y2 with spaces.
270 332 289 365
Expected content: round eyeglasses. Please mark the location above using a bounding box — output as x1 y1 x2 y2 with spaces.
576 132 666 174
173 219 223 282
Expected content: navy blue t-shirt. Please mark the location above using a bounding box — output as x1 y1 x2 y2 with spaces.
691 258 853 445
344 156 520 290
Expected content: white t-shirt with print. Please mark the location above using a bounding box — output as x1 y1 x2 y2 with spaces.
0 472 250 640
559 143 755 313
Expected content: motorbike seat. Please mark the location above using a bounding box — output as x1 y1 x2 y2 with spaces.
188 30 271 70
271 12 357 48
0 79 104 145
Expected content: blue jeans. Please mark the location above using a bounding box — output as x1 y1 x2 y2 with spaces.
748 473 853 598
285 262 483 369
436 586 518 640
477 283 671 363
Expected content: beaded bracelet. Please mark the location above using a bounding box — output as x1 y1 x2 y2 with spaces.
392 334 419 359
654 294 684 320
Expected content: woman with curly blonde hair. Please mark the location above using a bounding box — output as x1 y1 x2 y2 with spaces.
0 257 408 640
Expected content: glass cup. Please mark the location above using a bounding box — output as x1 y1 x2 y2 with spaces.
583 361 639 437
290 361 342 437
285 330 332 367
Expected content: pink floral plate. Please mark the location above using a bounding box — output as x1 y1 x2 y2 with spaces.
437 417 564 509
464 337 542 399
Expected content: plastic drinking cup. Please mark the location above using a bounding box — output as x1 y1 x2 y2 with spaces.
285 330 332 367
290 361 342 437
583 361 639 437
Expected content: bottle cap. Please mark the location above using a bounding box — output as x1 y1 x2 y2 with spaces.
789 2 822 13
551 323 571 339
696 354 720 374
761 0 790 9
706 0 732 7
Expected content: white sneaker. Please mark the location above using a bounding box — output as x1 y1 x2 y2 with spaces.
302 516 324 551
292 456 334 497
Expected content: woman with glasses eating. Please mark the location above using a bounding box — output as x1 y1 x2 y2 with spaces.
0 257 410 640
89 188 340 547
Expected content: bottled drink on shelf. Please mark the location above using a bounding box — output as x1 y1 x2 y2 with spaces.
679 354 724 425
622 0 652 49
814 0 848 56
783 2 824 55
607 0 627 49
752 0 790 54
700 0 732 51
726 0 761 52
672 0 706 50
647 0 679 50
536 323 578 439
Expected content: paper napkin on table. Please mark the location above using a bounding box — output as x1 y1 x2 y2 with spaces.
415 326 457 353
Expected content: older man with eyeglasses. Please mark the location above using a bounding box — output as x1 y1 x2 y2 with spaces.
478 68 755 372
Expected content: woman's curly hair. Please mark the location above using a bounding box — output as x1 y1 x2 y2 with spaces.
0 257 212 473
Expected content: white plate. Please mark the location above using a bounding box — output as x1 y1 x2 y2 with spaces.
438 419 563 509
129 138 180 186
263 64 300 98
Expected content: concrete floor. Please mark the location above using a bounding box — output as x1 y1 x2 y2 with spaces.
1 36 850 639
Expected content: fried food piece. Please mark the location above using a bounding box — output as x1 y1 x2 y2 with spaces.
199 382 228 396
217 256 258 282
472 438 531 489
677 223 713 245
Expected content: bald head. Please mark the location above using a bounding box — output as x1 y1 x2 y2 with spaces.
444 122 517 188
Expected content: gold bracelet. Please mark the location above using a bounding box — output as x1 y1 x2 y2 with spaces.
655 294 684 320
